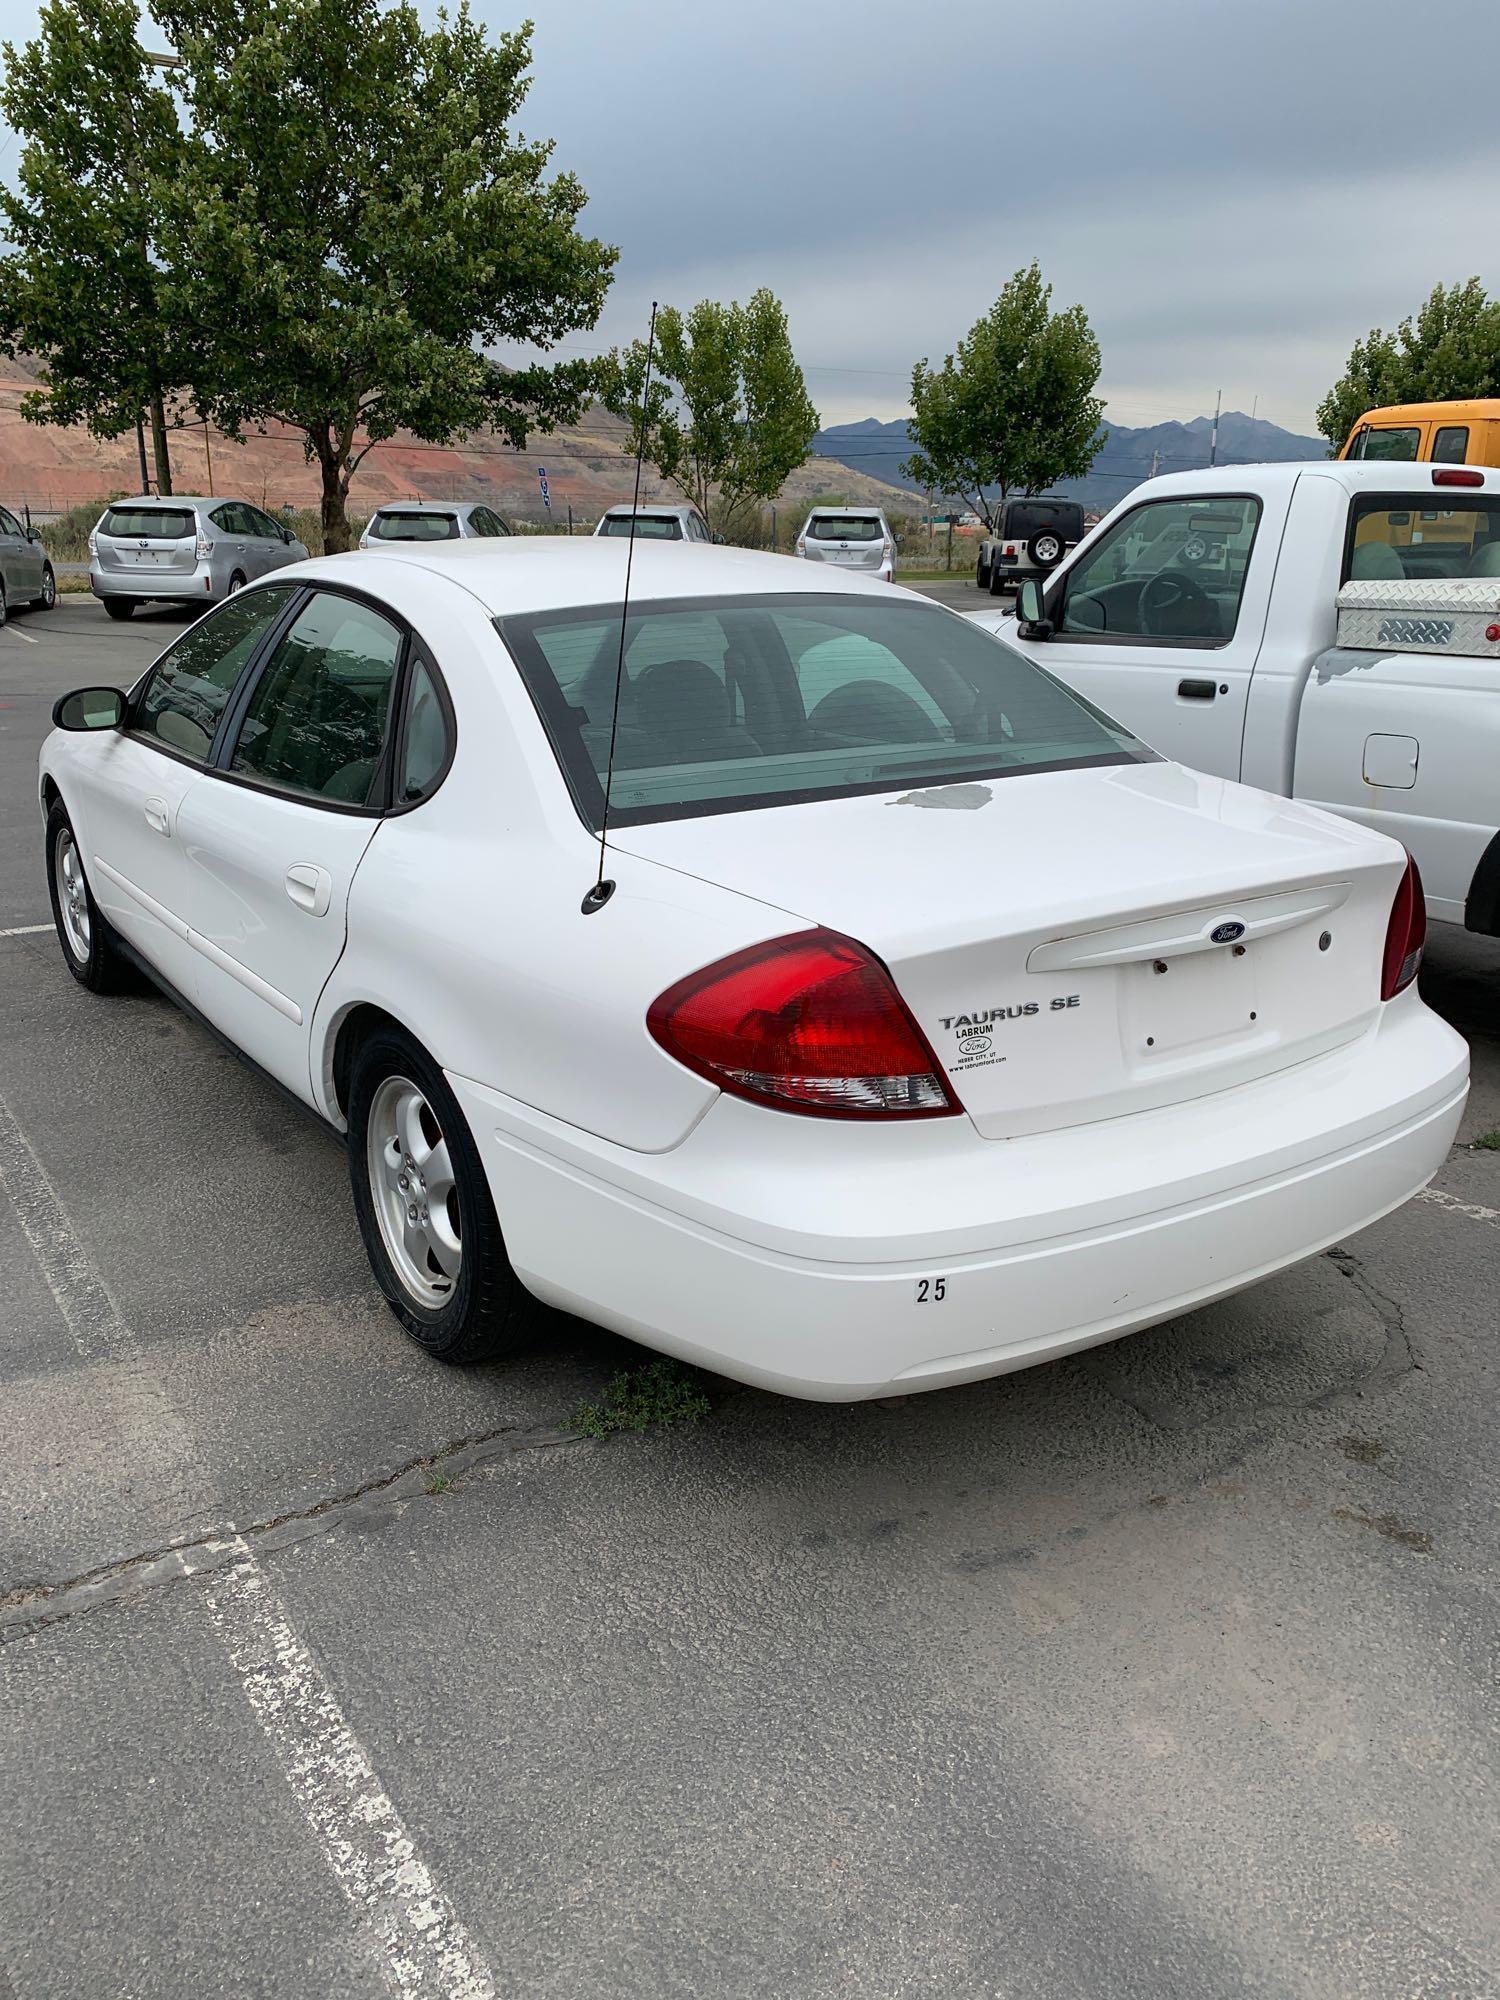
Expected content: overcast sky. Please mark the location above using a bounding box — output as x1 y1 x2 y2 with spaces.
3 0 1498 435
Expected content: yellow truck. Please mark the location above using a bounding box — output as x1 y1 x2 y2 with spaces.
1340 399 1500 468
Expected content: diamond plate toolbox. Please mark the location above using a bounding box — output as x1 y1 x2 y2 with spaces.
1337 577 1500 655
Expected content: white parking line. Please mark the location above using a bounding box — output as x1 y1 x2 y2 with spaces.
0 1091 500 2000
194 1536 497 2000
1417 1186 1500 1229
0 1092 134 1363
0 923 51 937
3 627 38 644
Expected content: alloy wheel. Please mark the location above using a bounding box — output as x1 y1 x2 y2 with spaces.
366 1074 462 1306
55 827 91 963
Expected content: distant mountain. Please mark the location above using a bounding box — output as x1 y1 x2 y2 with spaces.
810 410 1329 516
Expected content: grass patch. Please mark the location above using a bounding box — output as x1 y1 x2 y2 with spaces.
569 1359 712 1439
425 1472 453 1495
1472 1129 1500 1152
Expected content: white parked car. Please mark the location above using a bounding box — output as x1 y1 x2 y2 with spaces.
796 506 896 582
977 460 1500 934
40 544 1466 1400
359 500 512 547
593 503 714 542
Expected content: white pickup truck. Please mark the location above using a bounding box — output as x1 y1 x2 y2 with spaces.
972 460 1500 934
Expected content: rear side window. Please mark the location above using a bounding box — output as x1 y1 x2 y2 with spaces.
399 658 453 802
806 515 882 542
371 512 459 542
1432 426 1469 464
228 592 402 805
133 586 294 762
102 506 195 540
1352 428 1421 462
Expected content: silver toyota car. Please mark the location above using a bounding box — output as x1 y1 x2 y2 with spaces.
795 506 896 582
89 497 309 621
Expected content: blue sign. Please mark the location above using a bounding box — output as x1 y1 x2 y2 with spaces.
537 465 550 510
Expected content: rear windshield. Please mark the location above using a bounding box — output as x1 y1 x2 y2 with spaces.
370 511 459 541
1346 494 1500 582
101 506 194 540
598 514 682 539
1004 501 1082 538
498 592 1152 829
806 515 883 542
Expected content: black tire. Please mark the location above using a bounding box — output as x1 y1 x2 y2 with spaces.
975 558 990 591
347 1026 527 1363
0 580 7 628
45 803 135 994
1027 531 1063 568
103 597 135 621
988 561 1008 596
35 563 57 611
228 570 247 594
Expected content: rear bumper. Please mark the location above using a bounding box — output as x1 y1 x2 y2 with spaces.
90 564 210 601
448 996 1467 1401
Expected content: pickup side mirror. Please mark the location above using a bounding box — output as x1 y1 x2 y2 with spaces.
53 686 125 731
1016 577 1053 638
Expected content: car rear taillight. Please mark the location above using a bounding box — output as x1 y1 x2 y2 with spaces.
195 532 213 560
1380 852 1426 1000
1432 467 1483 487
647 928 960 1119
795 538 806 555
1004 543 1016 556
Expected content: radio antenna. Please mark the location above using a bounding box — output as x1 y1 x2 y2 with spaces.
583 299 659 916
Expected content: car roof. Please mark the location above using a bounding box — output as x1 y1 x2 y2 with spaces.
600 503 698 516
370 499 474 513
101 494 225 508
1118 459 1500 501
805 504 886 514
280 538 916 618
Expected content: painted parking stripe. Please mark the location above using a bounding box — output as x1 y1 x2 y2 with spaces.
193 1535 496 2000
3 626 38 644
0 1092 500 2000
0 923 52 937
0 1092 133 1363
1416 1186 1500 1229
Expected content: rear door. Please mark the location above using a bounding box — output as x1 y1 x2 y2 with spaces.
1008 489 1277 777
177 586 406 1099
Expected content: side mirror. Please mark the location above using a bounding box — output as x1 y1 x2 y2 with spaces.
26 526 41 543
282 528 295 543
1016 577 1053 637
53 686 125 731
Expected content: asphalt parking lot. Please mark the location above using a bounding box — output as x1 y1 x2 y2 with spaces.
2 596 1498 1999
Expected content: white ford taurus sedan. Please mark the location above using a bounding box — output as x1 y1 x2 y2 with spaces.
40 542 1467 1399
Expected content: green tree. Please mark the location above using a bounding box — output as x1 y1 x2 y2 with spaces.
0 0 191 493
903 263 1105 527
1317 278 1500 448
154 0 616 550
597 290 819 533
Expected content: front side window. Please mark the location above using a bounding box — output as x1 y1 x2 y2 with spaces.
1353 427 1421 461
1055 495 1261 645
598 514 682 539
101 505 195 540
501 591 1152 829
370 511 460 542
806 515 883 542
133 586 295 762
229 592 402 804
1345 495 1500 581
1432 426 1470 464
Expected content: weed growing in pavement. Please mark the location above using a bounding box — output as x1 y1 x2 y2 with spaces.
1472 1129 1500 1152
569 1360 712 1439
426 1472 453 1495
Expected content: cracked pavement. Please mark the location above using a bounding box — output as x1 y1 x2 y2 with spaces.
2 602 1499 1998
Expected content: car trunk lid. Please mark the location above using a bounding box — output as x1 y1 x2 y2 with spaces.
613 761 1403 1138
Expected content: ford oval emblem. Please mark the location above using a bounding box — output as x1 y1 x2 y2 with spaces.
1211 920 1246 944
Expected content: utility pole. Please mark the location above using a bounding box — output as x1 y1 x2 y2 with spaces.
201 414 215 495
1209 388 1222 467
1148 449 1160 480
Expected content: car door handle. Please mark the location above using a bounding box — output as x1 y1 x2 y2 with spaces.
143 796 171 836
1177 678 1218 700
284 863 333 917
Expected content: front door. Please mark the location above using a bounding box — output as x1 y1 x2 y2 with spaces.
178 588 404 1099
1010 491 1271 779
68 586 298 998
0 506 42 607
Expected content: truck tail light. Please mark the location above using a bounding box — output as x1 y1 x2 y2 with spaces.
648 929 960 1119
1432 467 1483 487
1380 852 1426 1000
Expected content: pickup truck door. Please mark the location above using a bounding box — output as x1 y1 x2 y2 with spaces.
1005 490 1279 779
